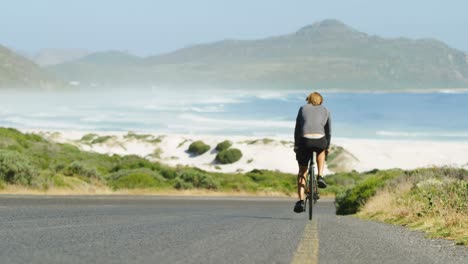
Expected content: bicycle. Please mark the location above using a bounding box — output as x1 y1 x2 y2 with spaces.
304 153 319 220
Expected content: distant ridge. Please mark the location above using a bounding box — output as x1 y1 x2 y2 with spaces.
33 48 90 66
0 45 62 89
47 19 468 90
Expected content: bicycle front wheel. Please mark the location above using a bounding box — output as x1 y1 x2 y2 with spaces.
308 169 313 220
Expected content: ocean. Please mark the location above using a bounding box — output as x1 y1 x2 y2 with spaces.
1 89 467 141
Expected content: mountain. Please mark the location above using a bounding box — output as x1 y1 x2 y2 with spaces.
0 45 62 89
48 51 142 86
33 48 90 66
48 19 468 90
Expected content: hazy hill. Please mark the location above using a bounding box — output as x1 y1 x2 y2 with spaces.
48 51 144 86
0 45 62 89
48 19 468 90
33 48 90 66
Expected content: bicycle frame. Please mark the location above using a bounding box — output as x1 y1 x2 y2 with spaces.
304 153 318 220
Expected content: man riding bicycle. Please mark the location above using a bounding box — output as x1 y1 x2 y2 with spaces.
293 92 331 213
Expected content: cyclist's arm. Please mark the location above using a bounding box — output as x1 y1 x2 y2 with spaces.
294 107 303 148
325 115 331 149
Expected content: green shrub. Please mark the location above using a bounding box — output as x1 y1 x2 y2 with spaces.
178 139 189 148
174 178 194 190
324 171 365 195
124 132 163 144
174 170 219 190
111 173 158 189
51 174 69 188
80 133 98 142
216 148 242 164
91 136 114 144
30 172 71 190
0 150 36 185
157 165 178 180
408 179 467 215
148 148 162 158
108 168 165 189
31 170 57 190
335 170 401 215
111 155 156 171
187 141 210 155
215 140 232 152
63 161 99 178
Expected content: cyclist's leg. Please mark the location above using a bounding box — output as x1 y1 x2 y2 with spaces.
316 149 326 176
295 139 310 201
297 165 308 201
309 137 328 177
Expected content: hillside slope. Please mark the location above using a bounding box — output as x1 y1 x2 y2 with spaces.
48 19 468 90
0 45 62 89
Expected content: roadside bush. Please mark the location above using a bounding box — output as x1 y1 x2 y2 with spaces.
215 140 232 152
215 148 242 164
63 161 99 178
187 141 210 156
357 168 468 245
173 178 194 190
324 171 365 195
108 168 166 189
111 155 156 171
174 170 219 190
0 150 36 185
30 171 51 190
335 170 401 215
409 179 467 215
156 164 178 180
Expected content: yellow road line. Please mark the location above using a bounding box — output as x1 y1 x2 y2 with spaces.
291 218 319 264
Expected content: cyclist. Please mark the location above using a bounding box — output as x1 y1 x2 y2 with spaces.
293 92 331 213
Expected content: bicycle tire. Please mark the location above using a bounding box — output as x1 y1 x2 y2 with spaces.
308 163 314 220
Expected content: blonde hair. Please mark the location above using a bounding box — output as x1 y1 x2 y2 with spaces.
306 92 323 105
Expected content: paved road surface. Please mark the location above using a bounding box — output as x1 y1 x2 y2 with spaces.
0 195 466 264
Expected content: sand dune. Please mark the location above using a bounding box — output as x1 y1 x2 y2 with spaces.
33 130 468 175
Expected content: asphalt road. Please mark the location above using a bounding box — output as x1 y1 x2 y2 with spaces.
0 195 466 264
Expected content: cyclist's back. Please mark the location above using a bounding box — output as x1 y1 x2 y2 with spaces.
293 92 331 213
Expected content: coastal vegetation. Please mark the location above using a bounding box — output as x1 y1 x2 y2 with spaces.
215 140 232 152
124 132 164 144
216 148 243 164
0 128 293 195
214 140 242 165
242 138 275 145
332 167 468 245
187 140 210 156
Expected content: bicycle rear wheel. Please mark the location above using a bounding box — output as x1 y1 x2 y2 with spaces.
308 166 314 220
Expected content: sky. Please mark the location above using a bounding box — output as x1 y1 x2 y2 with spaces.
1 0 467 56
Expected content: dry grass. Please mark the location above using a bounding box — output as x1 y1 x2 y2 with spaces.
358 181 412 218
358 180 468 245
0 184 295 197
0 183 115 196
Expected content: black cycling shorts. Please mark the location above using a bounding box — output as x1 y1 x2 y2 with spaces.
296 137 328 167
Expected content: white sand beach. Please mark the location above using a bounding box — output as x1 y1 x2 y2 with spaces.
30 130 468 175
